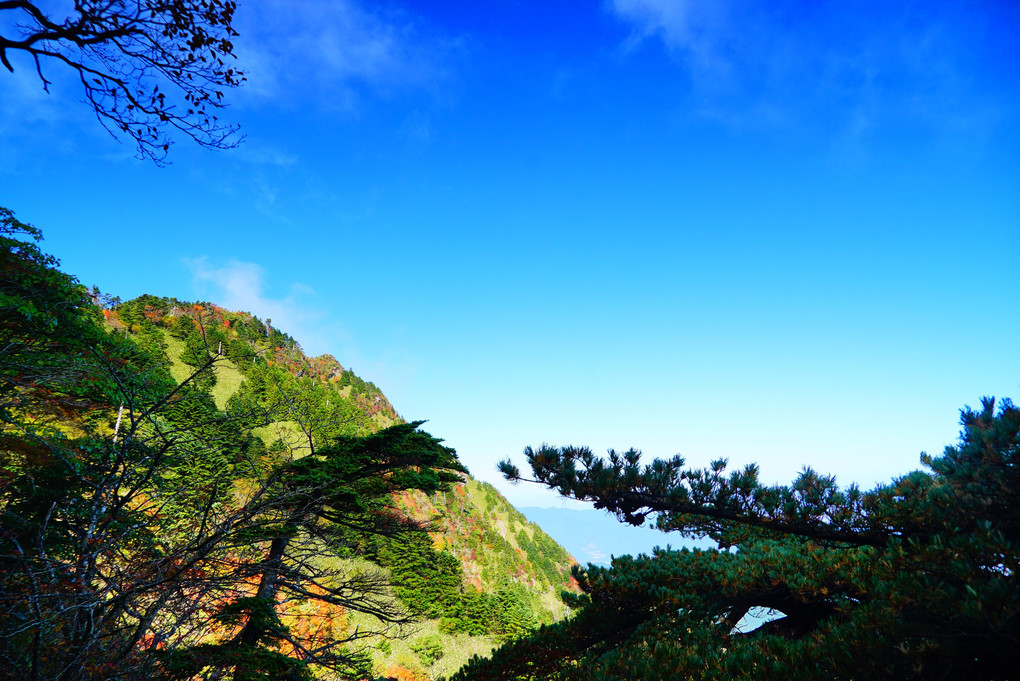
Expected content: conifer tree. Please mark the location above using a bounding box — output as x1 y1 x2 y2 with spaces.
0 208 468 681
456 398 1020 681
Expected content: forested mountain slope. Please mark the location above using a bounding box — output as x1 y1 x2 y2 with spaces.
108 295 577 679
0 209 575 681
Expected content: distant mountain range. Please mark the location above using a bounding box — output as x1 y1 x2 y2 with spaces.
518 506 714 566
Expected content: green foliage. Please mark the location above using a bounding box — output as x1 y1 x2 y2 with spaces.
160 640 315 681
167 312 195 340
358 499 548 642
0 208 581 681
412 634 446 667
361 530 465 619
460 398 1020 681
226 336 258 365
113 295 171 363
174 321 226 391
1 207 115 413
0 210 476 681
115 291 396 439
338 367 378 398
420 479 575 634
185 421 467 680
492 583 539 642
229 359 369 445
157 383 265 521
0 211 226 679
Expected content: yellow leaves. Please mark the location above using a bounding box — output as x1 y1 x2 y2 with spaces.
431 532 446 551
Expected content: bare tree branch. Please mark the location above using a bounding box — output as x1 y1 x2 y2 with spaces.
0 0 245 164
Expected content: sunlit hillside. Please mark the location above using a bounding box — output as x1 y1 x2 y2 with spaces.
108 294 578 679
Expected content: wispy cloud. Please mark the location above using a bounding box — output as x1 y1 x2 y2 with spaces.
182 256 416 403
605 0 1010 155
233 0 462 112
184 257 344 357
609 0 730 71
229 143 300 168
581 542 610 565
607 0 817 130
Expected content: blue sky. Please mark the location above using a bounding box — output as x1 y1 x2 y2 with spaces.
3 0 1019 508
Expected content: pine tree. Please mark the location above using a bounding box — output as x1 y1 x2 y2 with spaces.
456 398 1020 681
0 208 469 681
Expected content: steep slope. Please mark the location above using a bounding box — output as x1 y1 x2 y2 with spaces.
399 480 576 618
108 294 577 678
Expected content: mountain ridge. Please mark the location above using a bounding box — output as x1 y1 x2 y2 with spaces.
107 292 578 678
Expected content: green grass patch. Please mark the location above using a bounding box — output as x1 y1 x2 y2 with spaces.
210 356 244 410
163 333 192 385
252 420 312 458
347 607 498 680
161 331 245 410
372 411 399 430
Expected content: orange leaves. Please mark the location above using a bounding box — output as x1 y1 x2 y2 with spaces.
280 593 350 653
385 664 429 681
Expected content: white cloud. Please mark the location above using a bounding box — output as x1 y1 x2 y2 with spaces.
184 257 343 357
181 257 419 409
608 0 731 70
610 0 697 45
230 143 300 168
581 542 610 565
606 0 1008 156
233 0 461 111
607 0 798 128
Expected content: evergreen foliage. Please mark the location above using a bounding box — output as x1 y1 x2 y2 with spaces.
359 527 544 642
456 399 1020 680
415 480 575 616
411 635 445 667
0 207 587 681
0 209 471 681
165 422 467 681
